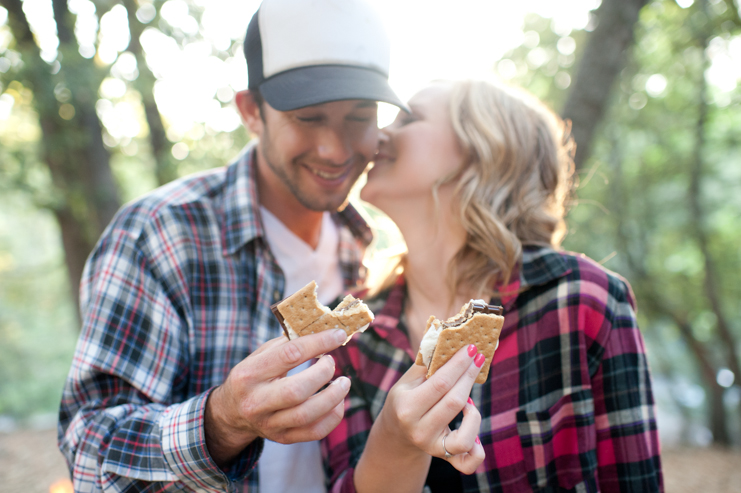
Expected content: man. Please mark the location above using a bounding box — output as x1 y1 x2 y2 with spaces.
57 0 406 491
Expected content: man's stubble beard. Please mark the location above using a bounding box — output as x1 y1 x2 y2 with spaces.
260 126 364 213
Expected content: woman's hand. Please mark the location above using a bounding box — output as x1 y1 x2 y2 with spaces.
375 344 486 474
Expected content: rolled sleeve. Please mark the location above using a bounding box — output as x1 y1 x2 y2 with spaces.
59 216 261 493
159 389 263 492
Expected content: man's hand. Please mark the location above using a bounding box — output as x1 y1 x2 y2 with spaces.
204 328 350 467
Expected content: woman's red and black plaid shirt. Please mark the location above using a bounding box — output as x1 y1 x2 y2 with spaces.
322 247 663 493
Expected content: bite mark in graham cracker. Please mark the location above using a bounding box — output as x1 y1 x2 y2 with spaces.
427 313 504 384
275 281 328 334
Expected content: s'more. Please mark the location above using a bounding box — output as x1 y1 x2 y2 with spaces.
415 300 504 384
270 281 374 345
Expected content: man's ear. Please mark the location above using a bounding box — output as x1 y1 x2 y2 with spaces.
235 90 263 137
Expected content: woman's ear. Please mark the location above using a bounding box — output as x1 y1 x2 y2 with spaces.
235 90 264 137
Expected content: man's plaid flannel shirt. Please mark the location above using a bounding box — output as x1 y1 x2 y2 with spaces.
322 247 663 493
58 144 372 493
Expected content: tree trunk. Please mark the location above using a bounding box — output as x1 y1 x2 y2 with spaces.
2 0 121 320
673 315 730 446
689 0 741 435
123 0 177 186
561 0 649 169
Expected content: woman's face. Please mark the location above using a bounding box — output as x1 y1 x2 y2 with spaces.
360 83 464 215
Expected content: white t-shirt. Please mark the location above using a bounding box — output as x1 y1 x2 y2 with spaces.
257 207 343 493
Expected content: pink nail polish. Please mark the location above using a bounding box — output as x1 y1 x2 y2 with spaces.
467 397 474 406
474 353 486 368
467 344 477 357
475 436 480 444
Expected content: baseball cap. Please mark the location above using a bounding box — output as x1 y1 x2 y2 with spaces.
244 0 408 112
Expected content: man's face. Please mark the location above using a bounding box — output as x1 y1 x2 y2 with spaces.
242 94 379 212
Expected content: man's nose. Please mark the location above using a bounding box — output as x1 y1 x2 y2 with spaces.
316 128 353 165
378 127 391 144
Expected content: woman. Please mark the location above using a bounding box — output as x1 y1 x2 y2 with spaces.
322 80 663 492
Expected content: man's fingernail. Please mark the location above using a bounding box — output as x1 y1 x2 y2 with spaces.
474 353 486 368
467 344 477 357
333 329 347 343
467 397 474 406
475 436 480 444
324 355 335 367
332 376 350 391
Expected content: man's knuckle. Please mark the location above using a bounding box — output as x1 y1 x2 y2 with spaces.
305 423 327 442
281 343 304 366
280 382 303 404
239 399 259 420
292 406 312 427
272 432 290 445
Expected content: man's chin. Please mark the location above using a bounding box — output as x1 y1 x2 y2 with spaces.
295 191 351 213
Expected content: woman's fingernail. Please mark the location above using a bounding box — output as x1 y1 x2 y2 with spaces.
475 436 480 444
467 397 474 406
467 344 477 357
474 353 486 368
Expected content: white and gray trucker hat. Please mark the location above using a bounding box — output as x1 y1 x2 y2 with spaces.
244 0 407 112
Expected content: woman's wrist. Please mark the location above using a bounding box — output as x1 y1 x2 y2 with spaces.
355 411 431 493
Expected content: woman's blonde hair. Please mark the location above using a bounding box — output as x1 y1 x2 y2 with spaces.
366 79 575 300
443 79 575 299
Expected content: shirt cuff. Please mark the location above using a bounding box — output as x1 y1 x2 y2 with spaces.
159 388 263 492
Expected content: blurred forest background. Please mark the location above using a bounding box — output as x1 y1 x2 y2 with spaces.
0 0 740 459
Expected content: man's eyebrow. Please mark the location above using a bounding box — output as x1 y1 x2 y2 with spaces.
355 101 379 109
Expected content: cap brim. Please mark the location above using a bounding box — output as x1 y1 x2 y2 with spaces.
259 65 409 112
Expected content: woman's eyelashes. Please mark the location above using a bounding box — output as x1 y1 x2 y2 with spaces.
396 113 419 127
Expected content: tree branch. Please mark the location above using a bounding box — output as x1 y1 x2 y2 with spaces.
562 0 649 169
688 0 741 397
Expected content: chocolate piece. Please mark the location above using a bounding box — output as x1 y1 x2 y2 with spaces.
270 302 291 339
471 301 503 316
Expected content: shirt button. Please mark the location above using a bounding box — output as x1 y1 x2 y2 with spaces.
273 290 281 302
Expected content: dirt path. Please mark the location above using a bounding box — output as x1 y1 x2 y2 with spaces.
1 429 740 492
0 428 71 493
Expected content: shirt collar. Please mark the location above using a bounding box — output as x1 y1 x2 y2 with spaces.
496 246 572 310
367 246 572 344
221 142 373 256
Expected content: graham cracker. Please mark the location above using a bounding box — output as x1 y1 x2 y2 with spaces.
335 306 373 335
427 313 504 384
274 283 374 342
275 280 327 333
300 312 346 336
335 294 356 311
301 307 373 338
